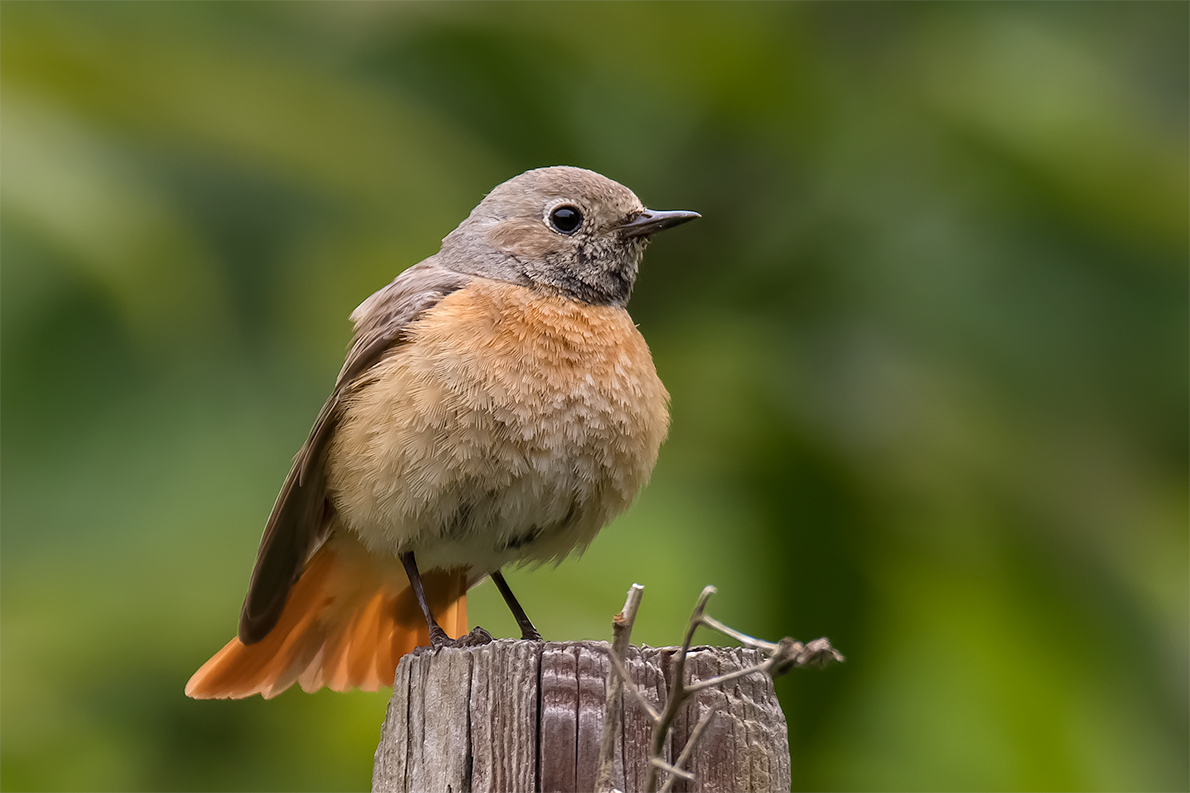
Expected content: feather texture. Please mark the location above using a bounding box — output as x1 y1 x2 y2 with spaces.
188 532 467 700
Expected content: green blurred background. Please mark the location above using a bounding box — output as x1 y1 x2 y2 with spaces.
2 2 1186 791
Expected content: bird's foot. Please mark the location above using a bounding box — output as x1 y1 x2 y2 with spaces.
453 625 495 647
412 625 494 655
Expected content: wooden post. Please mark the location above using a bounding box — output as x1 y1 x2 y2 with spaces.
373 639 791 793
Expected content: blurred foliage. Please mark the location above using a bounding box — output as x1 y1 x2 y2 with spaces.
2 3 1186 791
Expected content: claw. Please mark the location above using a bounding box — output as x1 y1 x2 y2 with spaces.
413 625 494 655
456 626 494 647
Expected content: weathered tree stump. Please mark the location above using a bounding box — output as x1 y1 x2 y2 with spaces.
373 639 791 793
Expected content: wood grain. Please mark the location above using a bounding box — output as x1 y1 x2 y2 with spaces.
373 641 791 793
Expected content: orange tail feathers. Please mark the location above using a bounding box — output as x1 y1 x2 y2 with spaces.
186 535 468 700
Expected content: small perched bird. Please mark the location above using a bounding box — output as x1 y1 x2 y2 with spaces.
186 166 698 699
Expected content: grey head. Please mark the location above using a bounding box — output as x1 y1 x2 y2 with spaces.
438 166 699 307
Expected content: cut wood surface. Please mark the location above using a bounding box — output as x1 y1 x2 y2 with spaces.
373 639 791 793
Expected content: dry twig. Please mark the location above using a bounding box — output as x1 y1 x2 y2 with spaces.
595 584 645 793
600 584 844 793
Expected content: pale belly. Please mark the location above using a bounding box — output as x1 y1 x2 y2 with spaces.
325 280 669 573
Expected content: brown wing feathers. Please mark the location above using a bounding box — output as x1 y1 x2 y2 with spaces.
236 263 470 646
237 457 331 644
189 263 471 698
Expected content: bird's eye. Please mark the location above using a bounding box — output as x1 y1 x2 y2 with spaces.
548 205 583 235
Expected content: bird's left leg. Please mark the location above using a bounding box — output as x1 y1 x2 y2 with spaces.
491 570 544 641
399 551 492 648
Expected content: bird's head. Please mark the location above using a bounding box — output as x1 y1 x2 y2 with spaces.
441 166 699 306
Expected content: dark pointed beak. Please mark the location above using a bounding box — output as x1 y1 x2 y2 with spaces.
617 208 701 238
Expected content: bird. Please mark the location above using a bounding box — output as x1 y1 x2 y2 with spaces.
186 166 698 699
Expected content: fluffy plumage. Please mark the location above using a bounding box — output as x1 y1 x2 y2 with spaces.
187 166 692 699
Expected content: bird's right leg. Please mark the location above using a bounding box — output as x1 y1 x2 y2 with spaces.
399 551 492 648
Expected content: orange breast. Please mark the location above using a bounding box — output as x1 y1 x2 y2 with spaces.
326 279 669 572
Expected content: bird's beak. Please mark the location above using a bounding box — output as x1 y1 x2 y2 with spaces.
617 209 701 238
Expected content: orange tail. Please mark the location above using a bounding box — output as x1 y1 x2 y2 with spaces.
186 534 468 700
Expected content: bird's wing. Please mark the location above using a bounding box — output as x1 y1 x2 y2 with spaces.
237 260 472 644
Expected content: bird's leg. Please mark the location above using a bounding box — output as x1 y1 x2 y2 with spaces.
491 570 544 641
399 551 449 644
400 551 492 649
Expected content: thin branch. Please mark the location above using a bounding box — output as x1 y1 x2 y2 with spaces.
681 586 717 653
699 614 780 653
602 583 844 793
644 585 716 792
683 659 776 695
596 583 644 793
681 638 822 695
607 648 661 722
649 758 695 782
658 706 719 793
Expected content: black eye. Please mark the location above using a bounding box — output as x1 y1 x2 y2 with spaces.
548 205 583 234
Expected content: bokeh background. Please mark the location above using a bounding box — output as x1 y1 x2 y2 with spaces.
2 3 1186 791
